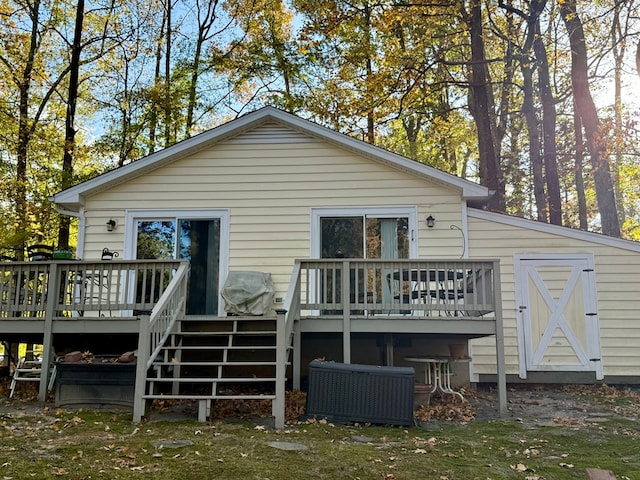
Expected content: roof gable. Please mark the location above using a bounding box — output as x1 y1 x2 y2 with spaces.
52 107 490 211
469 208 640 253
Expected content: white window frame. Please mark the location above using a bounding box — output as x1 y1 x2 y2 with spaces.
310 206 419 259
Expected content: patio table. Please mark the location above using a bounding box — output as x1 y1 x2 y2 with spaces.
388 269 467 314
404 356 465 402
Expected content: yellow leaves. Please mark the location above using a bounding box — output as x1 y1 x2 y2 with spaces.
63 416 84 429
511 462 530 472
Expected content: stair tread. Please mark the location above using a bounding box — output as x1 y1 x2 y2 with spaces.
146 377 277 382
152 361 280 366
173 330 277 336
160 345 276 350
143 394 277 400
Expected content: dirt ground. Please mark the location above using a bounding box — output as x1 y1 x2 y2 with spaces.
1 378 639 427
468 383 640 427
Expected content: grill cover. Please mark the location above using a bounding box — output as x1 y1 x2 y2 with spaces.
221 271 275 315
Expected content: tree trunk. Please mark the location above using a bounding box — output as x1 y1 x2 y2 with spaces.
533 18 562 226
14 0 42 259
560 0 620 237
636 38 640 80
611 3 626 227
58 0 85 250
364 2 375 145
521 63 546 222
164 0 172 147
465 0 503 211
573 107 588 231
148 10 167 154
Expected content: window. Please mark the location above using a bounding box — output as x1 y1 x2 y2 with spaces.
312 208 417 259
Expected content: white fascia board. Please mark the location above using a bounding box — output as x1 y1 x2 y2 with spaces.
469 207 640 253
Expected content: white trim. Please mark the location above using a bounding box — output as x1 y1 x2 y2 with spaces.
76 208 87 260
513 253 603 380
470 208 640 253
310 207 419 259
124 209 230 316
458 203 469 259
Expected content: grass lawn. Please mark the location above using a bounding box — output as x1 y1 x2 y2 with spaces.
0 385 638 479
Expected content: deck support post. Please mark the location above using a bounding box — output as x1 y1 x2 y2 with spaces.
293 323 301 390
493 261 508 416
273 309 287 429
133 314 150 423
39 262 59 401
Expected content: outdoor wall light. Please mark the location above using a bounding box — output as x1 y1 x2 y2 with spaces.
426 215 435 228
106 219 117 232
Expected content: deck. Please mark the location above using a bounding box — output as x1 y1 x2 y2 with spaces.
1 258 507 424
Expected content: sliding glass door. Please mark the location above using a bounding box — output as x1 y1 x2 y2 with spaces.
320 216 409 261
313 208 417 308
128 211 228 315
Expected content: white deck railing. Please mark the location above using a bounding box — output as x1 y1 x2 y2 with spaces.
295 258 499 319
0 259 186 320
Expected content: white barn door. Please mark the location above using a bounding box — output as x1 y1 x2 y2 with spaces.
515 254 603 380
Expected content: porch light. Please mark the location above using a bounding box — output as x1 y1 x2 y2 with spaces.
426 215 435 228
106 219 117 232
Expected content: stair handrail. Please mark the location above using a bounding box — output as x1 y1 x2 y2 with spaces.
282 261 302 342
144 260 189 369
133 260 188 422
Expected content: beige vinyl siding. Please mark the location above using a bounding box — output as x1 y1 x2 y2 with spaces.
81 124 467 297
467 212 640 378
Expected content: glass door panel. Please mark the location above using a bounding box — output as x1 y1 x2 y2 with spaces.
179 219 220 315
319 215 409 311
321 217 363 259
136 221 176 259
135 218 220 315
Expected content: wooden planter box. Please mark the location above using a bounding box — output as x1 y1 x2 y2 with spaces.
54 357 136 409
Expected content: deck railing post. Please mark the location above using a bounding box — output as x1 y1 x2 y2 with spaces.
273 308 287 429
133 314 150 423
39 262 58 401
341 260 351 364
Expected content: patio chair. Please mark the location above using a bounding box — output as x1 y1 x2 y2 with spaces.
9 350 56 398
460 268 494 317
27 244 54 261
79 248 119 316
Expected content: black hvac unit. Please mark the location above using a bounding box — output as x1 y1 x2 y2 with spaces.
306 361 415 426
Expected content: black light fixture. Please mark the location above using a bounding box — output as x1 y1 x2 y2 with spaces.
426 215 435 228
106 219 117 232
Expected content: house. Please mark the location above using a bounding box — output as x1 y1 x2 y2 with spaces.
4 107 639 426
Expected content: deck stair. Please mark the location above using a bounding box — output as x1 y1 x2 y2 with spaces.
140 315 289 421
